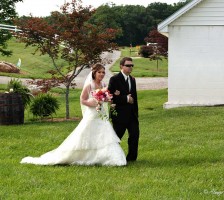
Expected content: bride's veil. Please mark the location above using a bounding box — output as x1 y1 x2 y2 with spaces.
81 71 93 117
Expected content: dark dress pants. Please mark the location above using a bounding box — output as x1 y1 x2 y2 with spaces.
113 114 139 161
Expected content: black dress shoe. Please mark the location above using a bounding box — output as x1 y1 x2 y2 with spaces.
126 158 137 162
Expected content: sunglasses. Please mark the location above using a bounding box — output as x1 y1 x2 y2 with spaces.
124 64 134 67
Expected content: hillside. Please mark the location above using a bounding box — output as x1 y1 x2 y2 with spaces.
0 38 66 79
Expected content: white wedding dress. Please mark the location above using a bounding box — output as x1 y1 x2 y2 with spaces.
20 81 127 166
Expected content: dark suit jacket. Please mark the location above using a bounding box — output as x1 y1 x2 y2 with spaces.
108 72 138 124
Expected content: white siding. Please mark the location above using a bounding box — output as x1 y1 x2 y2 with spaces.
165 25 224 108
171 0 224 26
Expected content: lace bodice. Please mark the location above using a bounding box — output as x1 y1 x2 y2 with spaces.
82 81 109 120
89 81 106 96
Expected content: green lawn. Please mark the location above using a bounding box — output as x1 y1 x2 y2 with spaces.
0 38 67 79
111 47 168 77
1 89 224 199
0 39 168 79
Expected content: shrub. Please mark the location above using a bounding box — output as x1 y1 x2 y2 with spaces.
30 93 60 118
7 79 33 108
138 45 154 58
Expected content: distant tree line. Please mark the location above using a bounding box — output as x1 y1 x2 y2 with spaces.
0 0 191 57
89 1 191 46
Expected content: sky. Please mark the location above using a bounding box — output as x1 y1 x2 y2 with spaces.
16 0 180 17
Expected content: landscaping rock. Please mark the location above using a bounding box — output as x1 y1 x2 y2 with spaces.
0 61 20 73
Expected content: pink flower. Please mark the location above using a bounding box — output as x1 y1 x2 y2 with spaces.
91 88 115 120
91 88 113 102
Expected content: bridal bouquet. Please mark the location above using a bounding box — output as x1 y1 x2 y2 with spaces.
91 88 116 120
91 87 113 103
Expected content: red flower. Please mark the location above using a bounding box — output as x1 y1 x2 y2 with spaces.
91 88 113 102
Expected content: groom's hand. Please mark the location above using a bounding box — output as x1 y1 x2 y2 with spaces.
127 94 134 104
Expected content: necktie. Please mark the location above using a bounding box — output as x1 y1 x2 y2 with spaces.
126 77 129 91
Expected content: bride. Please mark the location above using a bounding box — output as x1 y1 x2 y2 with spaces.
20 63 127 166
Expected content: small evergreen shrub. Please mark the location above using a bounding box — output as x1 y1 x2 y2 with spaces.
30 93 60 118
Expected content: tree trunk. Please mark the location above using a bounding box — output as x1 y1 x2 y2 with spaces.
65 85 70 119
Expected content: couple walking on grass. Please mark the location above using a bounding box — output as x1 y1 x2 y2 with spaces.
20 57 139 166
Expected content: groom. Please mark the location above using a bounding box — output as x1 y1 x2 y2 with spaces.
108 57 139 162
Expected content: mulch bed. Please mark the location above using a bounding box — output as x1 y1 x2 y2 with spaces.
42 117 81 122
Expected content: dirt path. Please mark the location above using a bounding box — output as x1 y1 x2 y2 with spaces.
0 51 168 90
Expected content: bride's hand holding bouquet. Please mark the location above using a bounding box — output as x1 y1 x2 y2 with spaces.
91 87 117 120
91 87 113 109
91 87 113 102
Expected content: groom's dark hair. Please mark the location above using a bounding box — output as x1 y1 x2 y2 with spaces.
92 63 105 80
120 57 133 66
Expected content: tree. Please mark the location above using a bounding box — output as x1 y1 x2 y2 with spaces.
145 29 168 55
119 5 149 46
0 0 23 56
144 29 168 70
90 2 190 46
91 4 155 46
15 0 119 119
90 4 122 30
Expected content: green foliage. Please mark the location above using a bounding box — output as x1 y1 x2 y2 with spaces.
30 93 60 118
0 0 23 56
0 30 12 56
7 78 32 108
90 2 189 46
0 84 6 92
0 0 22 23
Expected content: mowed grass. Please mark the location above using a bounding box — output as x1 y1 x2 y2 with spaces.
1 89 224 199
111 47 168 77
0 38 67 79
0 39 168 79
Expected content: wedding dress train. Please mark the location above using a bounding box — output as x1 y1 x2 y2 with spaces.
21 87 127 166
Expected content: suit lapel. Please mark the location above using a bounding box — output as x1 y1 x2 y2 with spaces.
118 72 128 91
118 72 135 93
129 75 135 93
118 72 125 81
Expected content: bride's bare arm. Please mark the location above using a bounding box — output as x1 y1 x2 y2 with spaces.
80 84 98 107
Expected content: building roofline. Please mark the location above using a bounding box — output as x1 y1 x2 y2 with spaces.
158 0 204 34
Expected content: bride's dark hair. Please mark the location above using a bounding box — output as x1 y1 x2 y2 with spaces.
92 63 105 80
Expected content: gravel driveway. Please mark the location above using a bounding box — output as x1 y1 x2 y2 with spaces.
66 50 168 90
0 51 167 90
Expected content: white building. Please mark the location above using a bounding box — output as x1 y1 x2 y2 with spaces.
158 0 224 108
